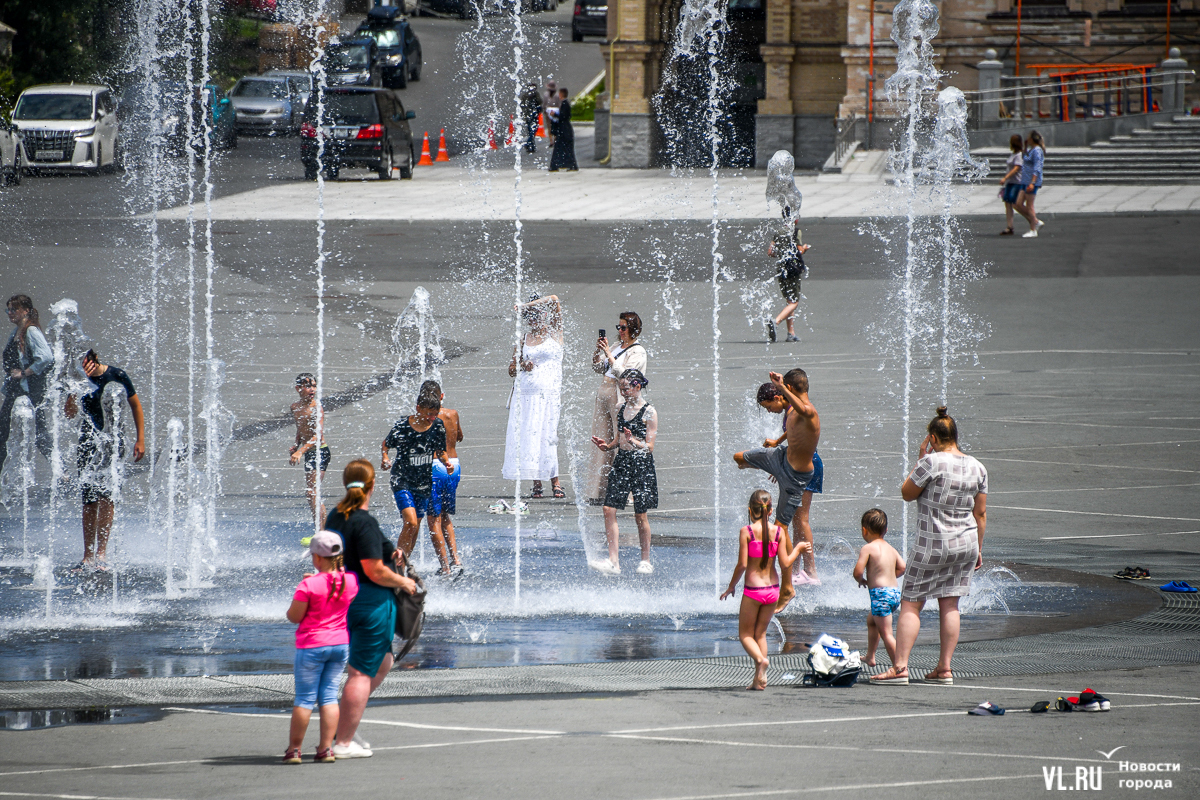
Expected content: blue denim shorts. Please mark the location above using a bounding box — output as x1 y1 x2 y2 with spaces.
1002 183 1022 204
293 644 348 709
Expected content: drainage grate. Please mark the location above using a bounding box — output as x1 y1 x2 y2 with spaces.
1 593 1196 710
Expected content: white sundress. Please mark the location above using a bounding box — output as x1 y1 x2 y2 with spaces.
502 335 563 481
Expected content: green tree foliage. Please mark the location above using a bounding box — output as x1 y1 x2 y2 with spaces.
2 0 124 97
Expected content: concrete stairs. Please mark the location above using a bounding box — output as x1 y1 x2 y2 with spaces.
973 115 1200 184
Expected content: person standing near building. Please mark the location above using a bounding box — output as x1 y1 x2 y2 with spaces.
64 349 146 571
520 82 541 154
543 79 560 146
0 295 53 474
998 134 1024 236
548 87 578 172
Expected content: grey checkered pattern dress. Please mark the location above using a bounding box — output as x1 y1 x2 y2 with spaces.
901 452 989 602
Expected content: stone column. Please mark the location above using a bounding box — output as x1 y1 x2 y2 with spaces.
977 49 1004 128
756 43 798 167
1159 48 1189 113
606 0 660 168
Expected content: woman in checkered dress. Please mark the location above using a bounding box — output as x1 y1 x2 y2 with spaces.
870 407 988 686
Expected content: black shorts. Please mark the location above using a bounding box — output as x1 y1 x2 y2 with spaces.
603 450 658 514
777 271 802 303
78 434 115 505
304 445 332 473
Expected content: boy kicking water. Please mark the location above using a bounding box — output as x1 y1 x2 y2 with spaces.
734 368 820 612
852 508 906 668
433 381 465 575
289 373 330 524
381 381 455 575
756 381 825 590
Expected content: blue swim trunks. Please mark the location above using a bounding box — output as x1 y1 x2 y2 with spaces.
805 450 823 494
432 458 461 516
394 488 440 519
869 586 901 618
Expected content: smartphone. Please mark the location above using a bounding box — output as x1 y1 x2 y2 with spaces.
599 329 606 339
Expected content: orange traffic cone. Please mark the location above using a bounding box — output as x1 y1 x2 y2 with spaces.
505 115 516 146
487 124 498 150
417 132 434 166
535 112 546 138
435 128 450 162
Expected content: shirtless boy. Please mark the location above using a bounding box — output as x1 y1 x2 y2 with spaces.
757 381 825 588
852 508 906 667
431 381 465 576
734 368 820 611
289 373 329 524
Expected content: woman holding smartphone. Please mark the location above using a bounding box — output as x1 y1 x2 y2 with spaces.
588 312 648 505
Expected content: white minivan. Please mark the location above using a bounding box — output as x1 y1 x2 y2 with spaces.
11 84 120 173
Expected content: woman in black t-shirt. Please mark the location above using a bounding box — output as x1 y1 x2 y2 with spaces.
323 459 417 759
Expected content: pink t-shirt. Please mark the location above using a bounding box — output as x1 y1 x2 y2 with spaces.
293 571 359 649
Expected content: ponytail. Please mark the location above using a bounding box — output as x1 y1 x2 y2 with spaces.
336 459 375 516
327 554 346 600
748 489 774 571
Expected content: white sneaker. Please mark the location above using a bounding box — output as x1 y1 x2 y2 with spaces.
332 740 373 759
353 733 371 750
1022 230 1038 238
636 560 654 574
588 559 621 576
1036 219 1045 229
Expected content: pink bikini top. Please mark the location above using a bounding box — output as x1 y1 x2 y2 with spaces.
745 525 783 559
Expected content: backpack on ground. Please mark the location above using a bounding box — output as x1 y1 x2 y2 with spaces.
801 633 861 687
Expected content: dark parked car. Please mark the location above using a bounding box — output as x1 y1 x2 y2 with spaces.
571 0 607 40
354 6 422 90
300 87 416 180
322 39 383 88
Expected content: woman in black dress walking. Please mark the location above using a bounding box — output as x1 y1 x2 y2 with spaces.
548 87 578 172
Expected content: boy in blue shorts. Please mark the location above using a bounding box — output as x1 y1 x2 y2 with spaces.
432 382 465 576
381 382 455 575
852 508 906 669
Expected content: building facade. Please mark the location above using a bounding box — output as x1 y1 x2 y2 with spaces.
596 0 1198 169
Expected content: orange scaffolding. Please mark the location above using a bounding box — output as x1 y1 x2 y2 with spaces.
1024 64 1156 121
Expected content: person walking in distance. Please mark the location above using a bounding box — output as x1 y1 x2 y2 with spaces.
1013 131 1045 239
733 369 820 611
998 134 1024 236
432 381 465 575
548 87 578 172
289 373 330 525
0 295 53 474
543 79 560 146
64 349 146 571
520 82 541 154
765 219 809 343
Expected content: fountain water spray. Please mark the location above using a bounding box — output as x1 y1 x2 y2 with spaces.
885 0 941 559
309 9 332 537
156 418 186 597
101 384 129 607
509 4 529 608
0 397 36 564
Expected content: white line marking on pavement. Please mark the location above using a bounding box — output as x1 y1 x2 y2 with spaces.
0 793 185 800
630 772 1042 799
371 734 560 751
982 455 1199 474
989 482 1200 495
1042 529 1200 540
987 504 1200 522
163 706 565 735
0 761 202 779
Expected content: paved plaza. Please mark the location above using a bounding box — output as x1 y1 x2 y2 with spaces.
2 167 1199 797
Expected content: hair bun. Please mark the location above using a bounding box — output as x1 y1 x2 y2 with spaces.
936 406 949 418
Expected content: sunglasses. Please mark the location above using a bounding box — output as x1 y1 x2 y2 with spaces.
615 324 629 331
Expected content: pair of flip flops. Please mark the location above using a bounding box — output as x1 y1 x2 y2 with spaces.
1160 580 1198 593
1114 566 1151 580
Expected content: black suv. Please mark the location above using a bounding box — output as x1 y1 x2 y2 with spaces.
571 0 607 40
300 88 416 180
322 39 383 88
354 6 422 90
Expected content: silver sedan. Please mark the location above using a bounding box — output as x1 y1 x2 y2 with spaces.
229 77 300 135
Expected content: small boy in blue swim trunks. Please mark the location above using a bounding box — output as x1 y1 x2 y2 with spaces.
853 508 906 668
381 381 455 574
433 382 464 576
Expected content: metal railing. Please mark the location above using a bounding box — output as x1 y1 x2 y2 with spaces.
833 113 861 166
964 66 1195 129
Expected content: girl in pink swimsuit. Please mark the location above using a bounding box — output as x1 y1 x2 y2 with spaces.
720 489 811 689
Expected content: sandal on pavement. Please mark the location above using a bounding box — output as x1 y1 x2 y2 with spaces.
530 485 544 499
552 486 565 499
999 228 1014 236
1161 580 1198 593
924 670 953 685
313 747 335 763
868 666 909 685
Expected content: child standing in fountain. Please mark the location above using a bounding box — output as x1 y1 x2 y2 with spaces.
289 373 330 525
734 369 821 610
284 530 358 764
852 508 906 669
721 490 811 690
433 382 465 576
382 381 455 574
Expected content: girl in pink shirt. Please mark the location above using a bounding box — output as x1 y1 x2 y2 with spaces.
283 530 359 764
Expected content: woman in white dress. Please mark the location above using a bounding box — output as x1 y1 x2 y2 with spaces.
503 294 564 499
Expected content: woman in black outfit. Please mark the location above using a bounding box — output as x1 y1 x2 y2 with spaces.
548 87 578 172
323 459 417 759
